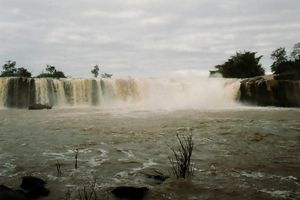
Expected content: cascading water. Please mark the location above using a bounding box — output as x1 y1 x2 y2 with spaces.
0 76 240 109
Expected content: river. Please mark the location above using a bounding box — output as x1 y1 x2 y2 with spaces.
0 106 299 200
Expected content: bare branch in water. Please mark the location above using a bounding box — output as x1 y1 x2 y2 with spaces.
169 132 194 179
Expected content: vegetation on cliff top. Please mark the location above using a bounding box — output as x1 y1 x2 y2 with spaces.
36 65 66 79
1 43 299 79
1 61 113 79
210 42 300 79
210 51 265 78
0 60 32 78
91 65 112 78
270 43 300 78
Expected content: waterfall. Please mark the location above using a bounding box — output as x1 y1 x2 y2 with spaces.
0 76 240 109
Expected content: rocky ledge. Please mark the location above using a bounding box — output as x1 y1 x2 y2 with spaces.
239 74 300 107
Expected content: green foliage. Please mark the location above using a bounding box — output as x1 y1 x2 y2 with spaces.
91 65 99 78
270 43 300 75
91 65 113 79
37 65 66 78
0 61 32 77
53 71 66 78
101 73 112 78
272 60 300 75
291 43 300 61
212 51 265 78
15 67 32 77
270 47 288 73
46 65 56 74
2 60 16 73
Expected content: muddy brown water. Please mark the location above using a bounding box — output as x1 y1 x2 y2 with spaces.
0 107 299 199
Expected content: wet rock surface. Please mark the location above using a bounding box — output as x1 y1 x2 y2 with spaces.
239 75 300 107
20 176 50 198
137 168 169 185
0 185 29 200
112 186 149 200
0 176 49 200
28 104 52 110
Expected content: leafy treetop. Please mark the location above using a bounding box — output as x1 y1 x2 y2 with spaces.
0 61 31 77
291 43 300 61
37 65 66 78
91 65 99 78
270 43 300 75
91 65 112 79
270 47 288 73
211 51 265 78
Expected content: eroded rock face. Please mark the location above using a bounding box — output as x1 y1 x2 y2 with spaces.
239 75 300 107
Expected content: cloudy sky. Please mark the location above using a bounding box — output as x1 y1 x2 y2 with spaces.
0 0 299 78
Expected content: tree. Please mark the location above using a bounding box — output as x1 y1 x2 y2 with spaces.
91 65 99 78
0 61 32 77
291 42 300 61
52 71 66 78
270 44 300 75
46 65 57 74
15 67 32 77
211 51 265 78
37 65 66 78
1 60 17 77
270 47 288 72
101 73 112 78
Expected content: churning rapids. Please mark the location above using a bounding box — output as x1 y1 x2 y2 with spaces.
0 76 300 200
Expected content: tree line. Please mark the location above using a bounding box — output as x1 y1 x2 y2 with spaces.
1 43 299 79
210 42 300 78
0 63 113 79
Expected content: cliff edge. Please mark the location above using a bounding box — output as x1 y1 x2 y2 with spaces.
239 74 300 107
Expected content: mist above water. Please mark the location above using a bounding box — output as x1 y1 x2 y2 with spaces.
127 76 240 109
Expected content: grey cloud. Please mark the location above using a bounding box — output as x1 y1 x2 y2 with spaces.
0 0 299 77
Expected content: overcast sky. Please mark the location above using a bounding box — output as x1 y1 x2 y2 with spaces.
0 0 299 78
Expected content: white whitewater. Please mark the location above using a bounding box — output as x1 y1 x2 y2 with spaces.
0 75 240 109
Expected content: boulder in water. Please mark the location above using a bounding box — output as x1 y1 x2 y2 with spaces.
28 104 52 110
111 186 149 200
0 185 29 200
20 176 50 198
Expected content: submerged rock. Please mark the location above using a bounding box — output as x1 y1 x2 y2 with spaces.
138 168 169 185
28 104 52 110
20 176 50 198
0 185 29 200
239 75 300 107
111 186 149 200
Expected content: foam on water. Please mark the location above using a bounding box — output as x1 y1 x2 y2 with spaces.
259 189 292 199
88 157 109 167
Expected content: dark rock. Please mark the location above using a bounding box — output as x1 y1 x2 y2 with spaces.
0 185 29 200
111 186 149 200
239 75 300 107
20 176 50 198
147 174 168 183
28 104 52 110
